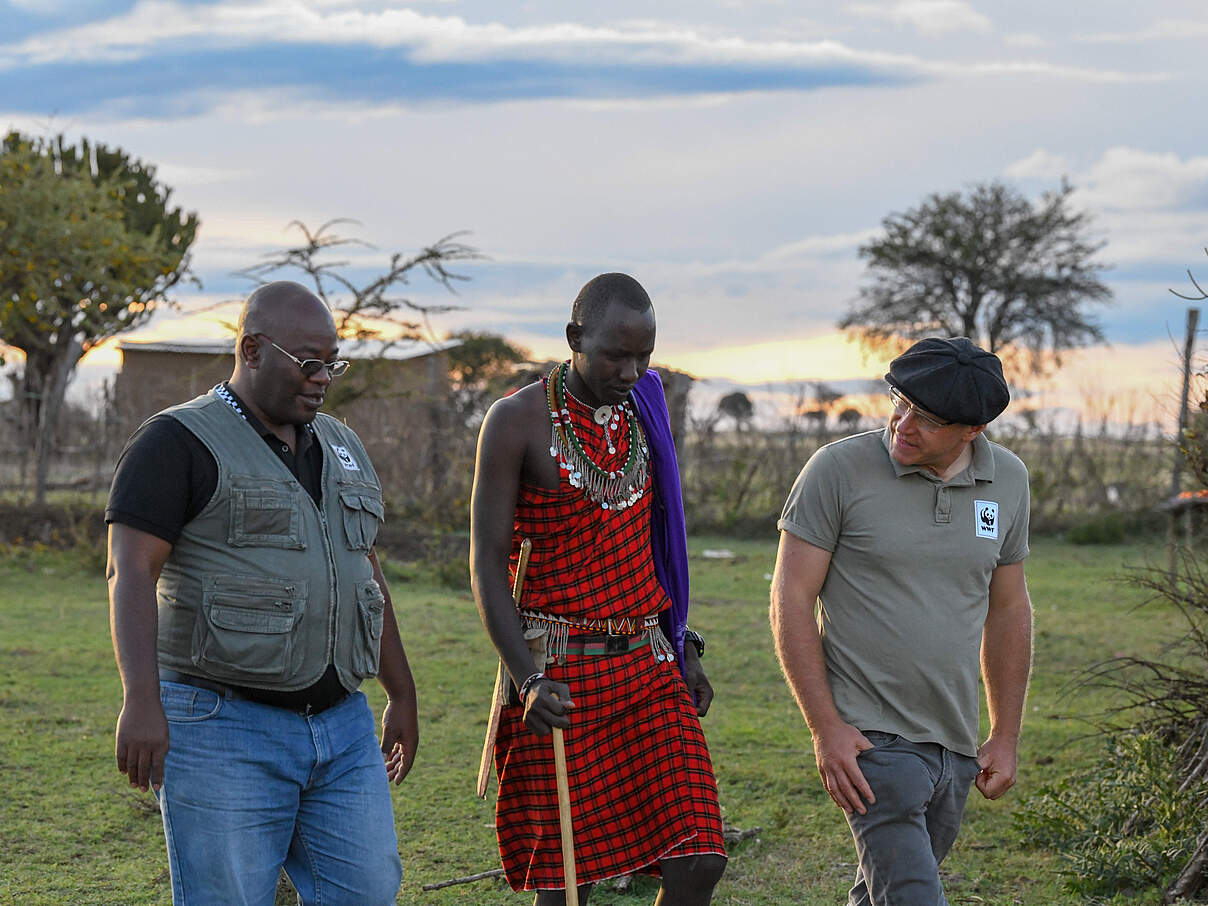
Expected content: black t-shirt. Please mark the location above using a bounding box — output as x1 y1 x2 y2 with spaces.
106 384 347 709
105 385 323 542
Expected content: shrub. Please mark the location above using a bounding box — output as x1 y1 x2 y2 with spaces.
1066 509 1167 545
1016 732 1207 897
1017 550 1208 901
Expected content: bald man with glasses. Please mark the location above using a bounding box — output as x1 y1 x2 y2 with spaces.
770 337 1033 906
106 281 418 906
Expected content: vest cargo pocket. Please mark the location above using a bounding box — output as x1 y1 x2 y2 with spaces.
194 574 307 682
338 486 384 552
229 477 305 549
352 578 386 678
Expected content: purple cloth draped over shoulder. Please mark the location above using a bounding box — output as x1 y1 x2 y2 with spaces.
630 369 690 677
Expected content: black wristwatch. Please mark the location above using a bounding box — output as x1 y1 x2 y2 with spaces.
684 629 705 658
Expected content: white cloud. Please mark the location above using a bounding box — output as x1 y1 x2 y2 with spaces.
1002 147 1208 267
1078 147 1208 212
1004 148 1070 182
1003 32 1049 48
0 1 908 69
1079 18 1208 43
761 230 880 261
849 0 993 36
0 0 1159 88
7 0 108 11
154 162 254 187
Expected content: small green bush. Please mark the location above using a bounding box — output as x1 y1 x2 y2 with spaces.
1066 510 1166 545
1016 732 1208 898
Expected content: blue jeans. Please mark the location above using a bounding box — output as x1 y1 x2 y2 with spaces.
158 683 402 906
845 731 981 906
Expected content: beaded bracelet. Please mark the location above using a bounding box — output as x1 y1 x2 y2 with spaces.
518 672 545 700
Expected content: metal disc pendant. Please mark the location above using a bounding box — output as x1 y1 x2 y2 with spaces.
593 405 613 425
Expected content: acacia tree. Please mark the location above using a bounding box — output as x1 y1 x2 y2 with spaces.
717 390 754 431
840 181 1112 376
240 220 482 514
239 218 479 339
0 132 198 502
238 219 482 411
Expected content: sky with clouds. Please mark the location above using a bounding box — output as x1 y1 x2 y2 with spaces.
2 0 1206 424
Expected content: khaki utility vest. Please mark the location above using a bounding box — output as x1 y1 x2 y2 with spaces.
154 390 387 691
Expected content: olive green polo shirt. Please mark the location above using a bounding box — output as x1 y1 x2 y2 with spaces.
778 427 1030 756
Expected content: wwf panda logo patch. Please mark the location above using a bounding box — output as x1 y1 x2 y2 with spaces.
974 500 999 539
329 444 361 471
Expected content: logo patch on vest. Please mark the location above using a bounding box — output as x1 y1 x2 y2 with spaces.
330 444 361 471
974 499 999 539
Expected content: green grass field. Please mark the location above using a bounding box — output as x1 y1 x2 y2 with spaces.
0 535 1183 905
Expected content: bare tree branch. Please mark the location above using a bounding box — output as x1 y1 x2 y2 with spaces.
237 221 484 345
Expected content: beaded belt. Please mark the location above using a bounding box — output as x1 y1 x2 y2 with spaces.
518 610 676 663
564 634 653 657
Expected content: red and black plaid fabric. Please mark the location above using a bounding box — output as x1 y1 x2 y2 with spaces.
505 383 668 623
494 378 726 891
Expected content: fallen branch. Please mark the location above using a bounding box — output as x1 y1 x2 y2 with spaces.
1165 831 1208 904
421 868 505 891
724 824 762 844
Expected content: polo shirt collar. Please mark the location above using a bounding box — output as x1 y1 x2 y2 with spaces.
880 425 997 483
219 383 315 455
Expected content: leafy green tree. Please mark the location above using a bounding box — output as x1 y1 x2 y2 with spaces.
446 330 530 425
0 132 198 502
840 181 1111 376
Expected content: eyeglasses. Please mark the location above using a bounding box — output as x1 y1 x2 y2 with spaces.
889 387 952 431
258 335 350 378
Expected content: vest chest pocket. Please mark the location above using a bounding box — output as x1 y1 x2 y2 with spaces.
229 478 305 549
194 574 307 682
351 578 386 678
338 485 384 552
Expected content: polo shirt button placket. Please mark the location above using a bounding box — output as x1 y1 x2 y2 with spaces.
935 485 952 524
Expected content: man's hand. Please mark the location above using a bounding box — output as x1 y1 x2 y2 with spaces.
683 647 714 717
522 678 574 736
115 694 169 793
812 721 876 815
975 734 1018 800
381 698 419 785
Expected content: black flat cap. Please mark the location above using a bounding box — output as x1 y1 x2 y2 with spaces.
885 337 1009 426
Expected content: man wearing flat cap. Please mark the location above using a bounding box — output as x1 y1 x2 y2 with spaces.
770 337 1033 906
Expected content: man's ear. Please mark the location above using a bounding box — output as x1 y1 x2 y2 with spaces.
565 322 583 352
239 334 262 369
964 424 987 443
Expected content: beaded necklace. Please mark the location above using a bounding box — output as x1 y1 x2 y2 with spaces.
213 383 247 421
546 361 649 511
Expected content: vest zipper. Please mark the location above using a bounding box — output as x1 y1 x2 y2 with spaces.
311 431 340 667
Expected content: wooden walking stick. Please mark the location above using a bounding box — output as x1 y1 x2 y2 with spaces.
552 715 578 905
477 538 533 798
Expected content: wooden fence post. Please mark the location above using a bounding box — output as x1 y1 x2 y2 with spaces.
1169 306 1201 577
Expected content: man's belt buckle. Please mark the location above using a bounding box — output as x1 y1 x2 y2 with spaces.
605 635 628 654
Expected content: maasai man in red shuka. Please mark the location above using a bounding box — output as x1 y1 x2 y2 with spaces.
470 273 727 905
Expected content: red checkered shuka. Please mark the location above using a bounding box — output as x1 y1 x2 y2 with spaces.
493 372 726 891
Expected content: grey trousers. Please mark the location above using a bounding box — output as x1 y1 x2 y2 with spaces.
844 731 981 906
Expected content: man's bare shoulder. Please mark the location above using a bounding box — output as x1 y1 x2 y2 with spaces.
482 380 548 440
488 380 545 416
